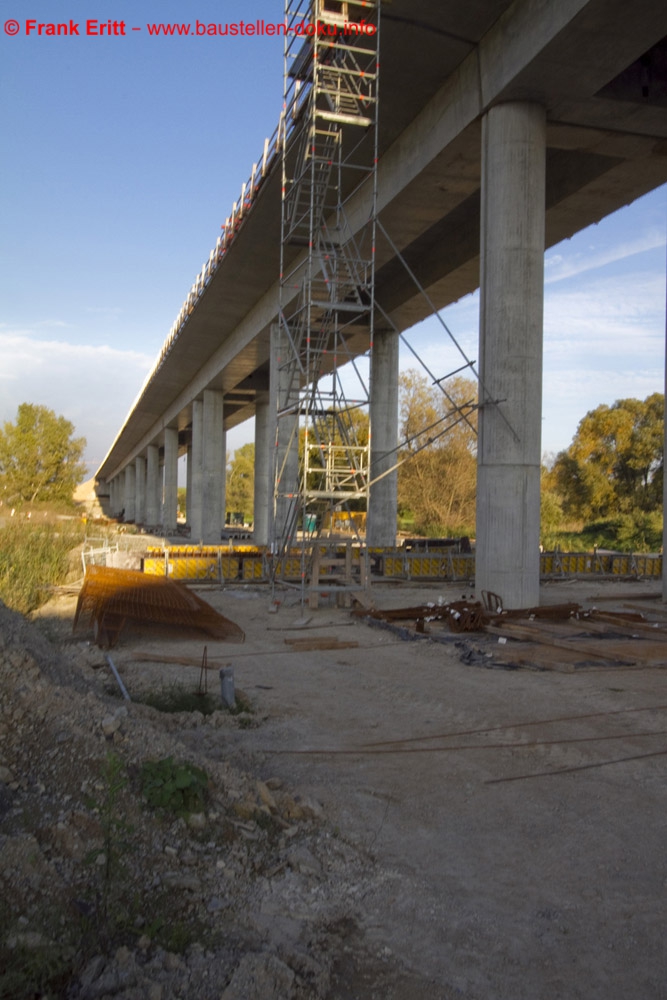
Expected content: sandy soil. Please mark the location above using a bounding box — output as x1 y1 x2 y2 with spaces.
29 573 664 999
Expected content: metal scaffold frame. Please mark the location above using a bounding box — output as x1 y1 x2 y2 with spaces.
270 0 497 604
272 0 381 588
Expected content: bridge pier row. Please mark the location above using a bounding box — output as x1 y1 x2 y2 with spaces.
271 325 300 547
476 101 546 609
124 463 137 522
368 328 399 548
188 401 204 540
253 392 271 546
145 444 161 526
162 427 179 535
135 456 146 525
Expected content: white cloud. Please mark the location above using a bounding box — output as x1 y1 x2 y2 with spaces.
544 272 664 366
544 230 666 285
0 330 154 475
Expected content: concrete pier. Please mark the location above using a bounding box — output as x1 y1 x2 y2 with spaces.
189 401 204 540
124 463 136 522
368 329 399 548
146 444 161 526
271 326 300 548
476 102 546 609
253 392 271 545
201 389 224 544
163 427 179 534
135 455 146 525
117 471 125 517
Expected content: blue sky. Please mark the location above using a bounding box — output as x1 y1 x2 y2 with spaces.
1 0 665 476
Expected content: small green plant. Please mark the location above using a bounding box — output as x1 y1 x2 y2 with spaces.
82 753 135 948
140 757 209 816
143 899 205 954
226 691 254 717
137 684 219 716
0 938 74 1000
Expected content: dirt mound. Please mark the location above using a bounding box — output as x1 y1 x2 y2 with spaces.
73 478 106 519
0 599 384 999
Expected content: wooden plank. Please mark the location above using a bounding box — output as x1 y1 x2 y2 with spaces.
588 611 667 637
586 591 661 602
483 622 636 665
490 642 578 673
351 589 376 611
132 651 227 666
624 603 667 621
284 637 359 651
610 643 667 666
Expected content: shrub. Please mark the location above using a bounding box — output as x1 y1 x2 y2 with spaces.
140 757 209 816
0 521 84 614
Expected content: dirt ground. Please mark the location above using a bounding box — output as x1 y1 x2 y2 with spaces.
7 572 667 998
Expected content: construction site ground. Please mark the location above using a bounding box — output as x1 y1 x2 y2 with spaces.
4 572 667 999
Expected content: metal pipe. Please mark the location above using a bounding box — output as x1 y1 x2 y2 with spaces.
105 654 131 701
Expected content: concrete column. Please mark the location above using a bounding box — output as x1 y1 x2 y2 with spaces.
253 392 271 545
476 102 546 609
135 455 146 525
124 463 136 522
163 427 179 534
186 444 193 524
367 329 399 548
663 244 667 601
109 477 116 515
189 401 204 541
220 426 227 533
146 445 160 525
270 324 300 548
116 471 125 518
201 389 224 544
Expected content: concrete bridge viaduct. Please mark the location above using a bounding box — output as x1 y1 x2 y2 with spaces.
96 0 667 608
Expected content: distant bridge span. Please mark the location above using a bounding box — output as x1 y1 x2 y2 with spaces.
97 0 667 606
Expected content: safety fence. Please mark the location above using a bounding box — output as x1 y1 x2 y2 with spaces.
141 545 663 584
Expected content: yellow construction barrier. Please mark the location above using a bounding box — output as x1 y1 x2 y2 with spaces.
242 557 265 580
141 544 662 584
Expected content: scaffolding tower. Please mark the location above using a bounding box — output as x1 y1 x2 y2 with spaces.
272 0 381 580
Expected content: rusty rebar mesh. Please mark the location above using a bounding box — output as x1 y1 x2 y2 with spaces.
73 565 245 644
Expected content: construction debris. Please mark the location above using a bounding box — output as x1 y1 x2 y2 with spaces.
73 565 245 648
353 599 485 633
354 598 667 672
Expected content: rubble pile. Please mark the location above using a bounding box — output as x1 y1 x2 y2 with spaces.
0 600 380 1000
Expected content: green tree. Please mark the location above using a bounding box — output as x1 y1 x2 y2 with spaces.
0 403 87 505
226 442 255 523
177 487 187 519
397 371 477 534
548 394 663 521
